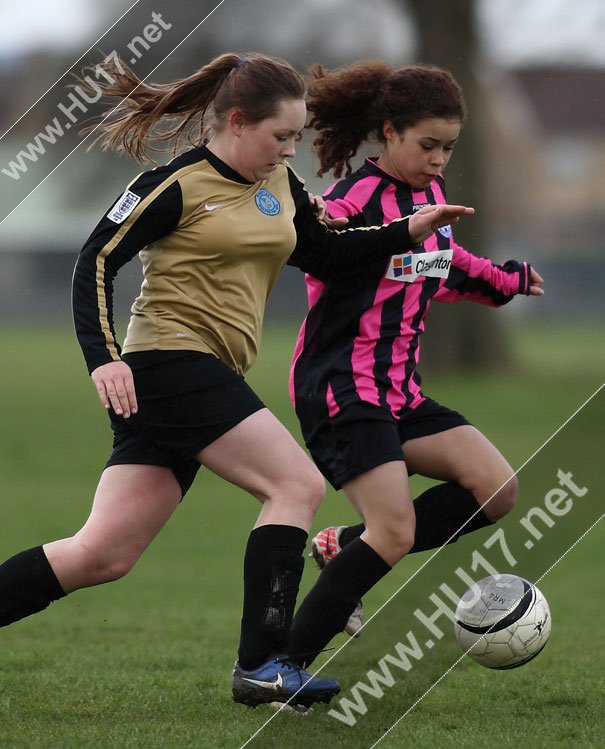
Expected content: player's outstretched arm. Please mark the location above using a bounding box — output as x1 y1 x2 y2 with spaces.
409 204 475 244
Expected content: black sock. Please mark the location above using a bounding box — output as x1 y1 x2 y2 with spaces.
339 524 365 547
410 482 493 552
290 538 391 667
335 483 493 554
0 546 66 627
237 524 307 671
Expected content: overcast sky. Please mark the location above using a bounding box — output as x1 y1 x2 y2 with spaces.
0 0 104 57
1 0 604 66
477 0 605 66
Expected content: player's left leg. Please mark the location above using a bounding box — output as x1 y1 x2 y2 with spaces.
197 408 339 706
320 424 517 555
404 424 517 522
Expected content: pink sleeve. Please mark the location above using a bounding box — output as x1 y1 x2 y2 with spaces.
434 242 531 306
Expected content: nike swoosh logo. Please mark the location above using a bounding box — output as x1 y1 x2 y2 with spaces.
205 202 224 211
241 673 284 690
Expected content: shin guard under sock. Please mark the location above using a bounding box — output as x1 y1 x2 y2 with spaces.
0 546 66 626
289 538 391 667
335 483 493 553
237 524 307 670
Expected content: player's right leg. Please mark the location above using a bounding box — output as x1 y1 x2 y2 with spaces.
312 423 517 566
0 464 181 626
308 403 514 636
45 464 182 591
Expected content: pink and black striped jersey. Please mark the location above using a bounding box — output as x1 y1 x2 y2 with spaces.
290 157 531 440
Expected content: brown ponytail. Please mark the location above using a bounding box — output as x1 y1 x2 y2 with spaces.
81 52 306 162
307 61 466 178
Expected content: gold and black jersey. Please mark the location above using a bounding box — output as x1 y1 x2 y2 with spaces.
73 145 415 376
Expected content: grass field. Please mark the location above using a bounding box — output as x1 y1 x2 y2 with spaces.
0 320 603 748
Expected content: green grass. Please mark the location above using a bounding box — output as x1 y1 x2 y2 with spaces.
0 320 603 748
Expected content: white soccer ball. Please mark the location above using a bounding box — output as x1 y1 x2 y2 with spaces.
454 574 551 670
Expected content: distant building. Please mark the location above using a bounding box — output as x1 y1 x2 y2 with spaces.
485 66 605 256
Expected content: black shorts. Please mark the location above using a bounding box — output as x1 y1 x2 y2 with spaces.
307 398 470 490
105 351 265 496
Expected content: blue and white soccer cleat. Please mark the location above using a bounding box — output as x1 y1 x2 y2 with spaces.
232 655 340 708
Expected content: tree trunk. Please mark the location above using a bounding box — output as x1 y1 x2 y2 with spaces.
405 0 513 374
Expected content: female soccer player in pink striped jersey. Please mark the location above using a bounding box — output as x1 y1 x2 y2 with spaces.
288 62 544 663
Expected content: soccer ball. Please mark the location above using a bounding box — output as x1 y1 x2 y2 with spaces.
453 574 551 669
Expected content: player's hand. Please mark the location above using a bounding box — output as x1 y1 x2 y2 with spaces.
309 193 328 220
309 193 349 229
528 267 544 296
91 360 138 418
409 204 475 244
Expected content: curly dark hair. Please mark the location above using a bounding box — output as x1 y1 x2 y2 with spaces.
307 61 466 177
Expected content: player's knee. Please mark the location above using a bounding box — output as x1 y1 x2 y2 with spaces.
367 520 415 564
294 464 326 515
271 463 325 517
77 544 138 584
101 556 137 583
483 475 518 521
394 524 416 559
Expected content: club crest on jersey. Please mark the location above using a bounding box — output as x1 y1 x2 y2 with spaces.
438 224 452 238
107 189 141 223
255 188 281 215
386 249 453 283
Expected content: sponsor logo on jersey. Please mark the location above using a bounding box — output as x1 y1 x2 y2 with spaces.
204 202 224 212
412 203 431 212
255 188 281 215
386 249 453 283
107 190 141 223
